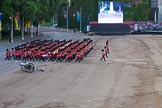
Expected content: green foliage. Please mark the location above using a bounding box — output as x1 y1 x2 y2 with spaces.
0 0 151 31
124 2 150 21
1 0 67 28
40 21 53 27
1 30 21 40
1 0 39 21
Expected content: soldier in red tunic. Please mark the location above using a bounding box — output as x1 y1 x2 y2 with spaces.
100 49 106 61
5 49 11 60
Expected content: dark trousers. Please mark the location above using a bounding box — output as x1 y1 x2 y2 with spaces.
100 55 106 61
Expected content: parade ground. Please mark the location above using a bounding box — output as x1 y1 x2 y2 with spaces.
1 32 162 108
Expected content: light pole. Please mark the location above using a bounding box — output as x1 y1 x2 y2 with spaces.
53 16 55 29
21 17 24 40
66 0 71 31
38 19 40 36
0 12 2 40
80 6 82 32
37 0 40 35
66 6 69 31
9 0 14 43
31 18 34 38
9 16 14 43
79 0 83 32
73 13 76 32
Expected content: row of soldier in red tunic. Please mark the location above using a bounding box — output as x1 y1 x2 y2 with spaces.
5 38 94 62
100 40 110 61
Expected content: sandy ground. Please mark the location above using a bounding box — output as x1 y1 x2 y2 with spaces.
1 35 162 108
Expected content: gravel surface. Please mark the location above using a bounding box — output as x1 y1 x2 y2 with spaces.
1 34 162 108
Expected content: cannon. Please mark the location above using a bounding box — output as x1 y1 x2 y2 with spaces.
20 62 35 73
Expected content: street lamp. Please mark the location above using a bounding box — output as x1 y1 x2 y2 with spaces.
0 12 2 40
80 6 82 32
73 13 76 33
79 0 83 32
31 18 34 38
66 0 71 31
9 16 13 43
67 5 69 31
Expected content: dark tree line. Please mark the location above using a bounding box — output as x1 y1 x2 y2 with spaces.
0 0 150 37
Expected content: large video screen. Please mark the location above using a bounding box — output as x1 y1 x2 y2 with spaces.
98 1 123 23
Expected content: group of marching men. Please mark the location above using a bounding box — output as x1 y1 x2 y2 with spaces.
5 38 94 62
100 40 110 61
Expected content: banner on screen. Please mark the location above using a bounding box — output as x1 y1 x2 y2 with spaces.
98 1 123 23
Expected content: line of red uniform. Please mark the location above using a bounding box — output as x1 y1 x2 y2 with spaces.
5 39 94 62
